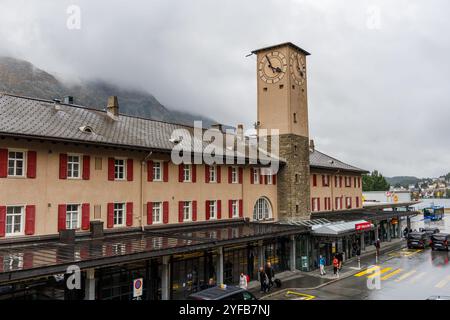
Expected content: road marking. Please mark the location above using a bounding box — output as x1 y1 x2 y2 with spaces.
354 266 379 277
285 291 315 300
381 269 403 281
367 267 392 279
404 249 422 257
435 275 450 289
395 270 416 282
409 272 427 284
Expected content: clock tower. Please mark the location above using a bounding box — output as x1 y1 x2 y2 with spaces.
252 42 311 219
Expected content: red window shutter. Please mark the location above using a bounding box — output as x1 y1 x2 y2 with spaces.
205 201 210 220
192 164 196 182
217 166 221 183
238 168 243 184
358 177 361 188
217 200 222 219
126 202 133 226
58 204 66 231
205 165 210 183
228 167 232 183
27 151 37 178
339 176 343 187
311 198 314 211
82 155 90 180
318 198 321 211
264 175 268 185
108 158 115 181
250 168 254 184
147 160 154 182
81 203 90 230
178 201 184 222
147 202 153 225
163 162 169 182
340 197 343 209
239 200 243 218
127 159 133 181
163 201 169 224
356 197 360 207
24 205 36 235
179 165 184 182
0 206 6 237
107 203 114 228
312 174 317 187
0 149 7 178
59 154 68 179
228 200 233 218
192 201 197 221
273 174 277 185
259 169 262 185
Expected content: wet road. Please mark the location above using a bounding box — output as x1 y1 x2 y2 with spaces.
272 214 450 300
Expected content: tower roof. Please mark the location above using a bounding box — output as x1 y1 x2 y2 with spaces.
251 42 311 56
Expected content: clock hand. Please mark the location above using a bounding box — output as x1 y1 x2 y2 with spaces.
265 55 276 73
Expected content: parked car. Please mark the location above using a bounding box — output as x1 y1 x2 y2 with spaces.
431 233 450 251
187 285 257 300
407 232 431 249
420 227 440 236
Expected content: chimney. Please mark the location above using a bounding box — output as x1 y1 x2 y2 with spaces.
236 124 244 141
309 139 315 152
210 123 224 133
63 96 74 104
107 96 119 118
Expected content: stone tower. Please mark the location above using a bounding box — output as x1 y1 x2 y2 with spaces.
252 42 311 220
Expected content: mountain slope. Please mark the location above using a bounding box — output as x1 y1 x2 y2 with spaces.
0 56 217 126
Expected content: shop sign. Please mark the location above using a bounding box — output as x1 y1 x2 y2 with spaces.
355 222 372 231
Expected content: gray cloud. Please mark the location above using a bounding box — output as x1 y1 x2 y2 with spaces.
1 0 449 177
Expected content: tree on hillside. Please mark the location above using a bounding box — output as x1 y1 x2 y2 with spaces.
362 170 390 191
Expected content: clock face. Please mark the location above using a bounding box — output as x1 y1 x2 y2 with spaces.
290 52 306 86
258 51 287 84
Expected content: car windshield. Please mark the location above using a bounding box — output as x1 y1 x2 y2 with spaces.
432 235 448 241
409 234 424 239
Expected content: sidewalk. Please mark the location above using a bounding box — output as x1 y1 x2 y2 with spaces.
249 237 406 299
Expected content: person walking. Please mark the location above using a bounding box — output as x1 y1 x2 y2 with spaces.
337 252 343 270
319 255 326 276
258 267 269 293
265 262 275 291
239 273 248 290
332 255 340 278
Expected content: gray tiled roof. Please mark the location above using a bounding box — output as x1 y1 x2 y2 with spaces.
310 149 368 173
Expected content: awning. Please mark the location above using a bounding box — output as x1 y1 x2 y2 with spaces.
311 220 374 237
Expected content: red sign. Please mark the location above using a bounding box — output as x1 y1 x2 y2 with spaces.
355 222 372 231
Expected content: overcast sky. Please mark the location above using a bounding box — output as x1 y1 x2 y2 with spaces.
1 0 449 178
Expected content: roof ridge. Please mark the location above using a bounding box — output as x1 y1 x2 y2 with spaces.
312 148 365 171
0 91 214 131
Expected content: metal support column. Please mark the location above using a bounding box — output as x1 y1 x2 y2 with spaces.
84 269 96 300
361 232 365 251
216 246 224 285
397 216 401 239
289 235 296 271
374 223 379 241
387 219 392 242
257 240 265 268
407 216 411 230
161 256 170 301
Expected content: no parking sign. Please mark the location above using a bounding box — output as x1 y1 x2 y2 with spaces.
133 278 143 298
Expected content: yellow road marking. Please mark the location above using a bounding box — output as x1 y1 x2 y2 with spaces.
404 249 422 257
354 266 379 277
395 270 416 282
285 291 315 300
367 267 392 279
435 275 450 289
409 272 427 284
381 269 403 280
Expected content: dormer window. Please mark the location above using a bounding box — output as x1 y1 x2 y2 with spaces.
79 126 94 134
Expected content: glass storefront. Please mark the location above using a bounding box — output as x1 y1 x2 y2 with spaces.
223 245 259 285
264 237 290 272
170 251 217 300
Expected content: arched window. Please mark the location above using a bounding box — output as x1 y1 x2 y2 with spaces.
253 197 272 221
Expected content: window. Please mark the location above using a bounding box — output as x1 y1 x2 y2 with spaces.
231 167 238 183
293 113 297 123
153 161 162 181
266 174 273 185
114 203 125 226
345 197 352 209
345 176 351 187
253 168 259 184
183 201 192 221
183 165 191 182
358 177 361 188
354 177 357 188
312 174 317 187
311 198 320 212
334 176 338 187
209 165 217 183
114 159 125 180
322 175 330 187
66 204 80 230
209 200 217 220
339 176 343 188
67 155 81 179
356 197 360 208
152 202 162 224
231 200 239 218
8 151 24 177
6 206 24 236
335 197 342 210
253 197 272 221
324 197 331 211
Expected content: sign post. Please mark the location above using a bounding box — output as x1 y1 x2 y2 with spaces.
133 278 143 300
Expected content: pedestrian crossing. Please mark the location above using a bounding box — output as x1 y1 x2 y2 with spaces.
387 248 422 258
354 265 450 289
